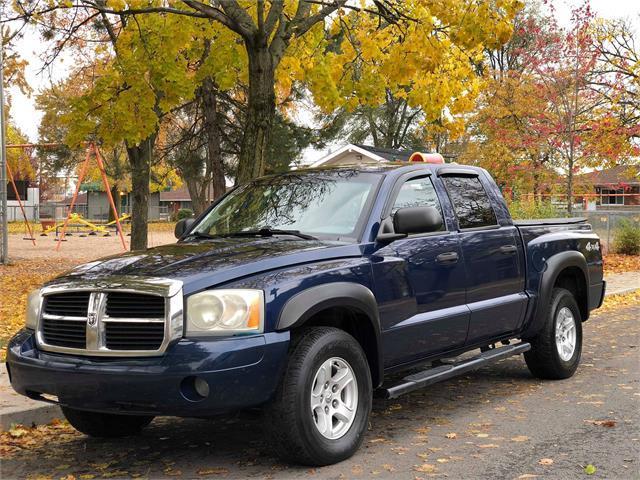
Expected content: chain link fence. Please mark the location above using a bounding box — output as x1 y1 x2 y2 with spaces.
579 210 640 252
18 204 171 223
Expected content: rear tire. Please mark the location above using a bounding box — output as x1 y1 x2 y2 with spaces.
62 407 154 438
265 327 372 466
525 287 582 379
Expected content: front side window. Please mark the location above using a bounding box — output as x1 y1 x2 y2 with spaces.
191 171 380 240
391 176 445 231
443 176 498 229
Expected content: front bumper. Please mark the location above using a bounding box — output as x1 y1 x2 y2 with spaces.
6 329 290 417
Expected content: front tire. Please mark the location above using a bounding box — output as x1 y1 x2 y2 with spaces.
265 327 372 466
525 287 583 379
61 407 154 438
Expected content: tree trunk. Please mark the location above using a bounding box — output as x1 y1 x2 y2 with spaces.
566 159 574 216
201 77 226 200
531 153 540 199
235 47 276 184
126 135 155 250
185 177 208 216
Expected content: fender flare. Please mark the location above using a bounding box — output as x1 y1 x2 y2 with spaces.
523 250 589 338
276 282 384 386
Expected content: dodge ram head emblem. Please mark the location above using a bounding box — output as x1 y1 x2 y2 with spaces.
87 312 98 327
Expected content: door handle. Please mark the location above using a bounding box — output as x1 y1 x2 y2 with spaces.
436 252 459 264
499 245 518 255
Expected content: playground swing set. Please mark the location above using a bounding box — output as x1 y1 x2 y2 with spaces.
6 142 128 252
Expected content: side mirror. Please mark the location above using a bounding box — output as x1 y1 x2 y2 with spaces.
393 206 443 235
174 218 196 239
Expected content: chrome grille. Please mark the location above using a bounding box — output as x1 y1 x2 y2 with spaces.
105 292 165 318
104 321 165 350
43 292 90 317
36 278 183 357
103 292 166 350
42 317 86 349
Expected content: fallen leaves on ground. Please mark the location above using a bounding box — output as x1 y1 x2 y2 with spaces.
597 291 640 314
584 464 597 475
6 221 176 235
445 432 457 439
538 458 554 466
0 420 79 458
585 419 616 427
414 463 437 473
603 254 640 275
0 259 78 359
196 467 229 476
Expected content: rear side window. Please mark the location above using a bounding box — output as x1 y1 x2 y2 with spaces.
443 176 498 229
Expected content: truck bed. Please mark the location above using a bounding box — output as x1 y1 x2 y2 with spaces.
513 217 587 226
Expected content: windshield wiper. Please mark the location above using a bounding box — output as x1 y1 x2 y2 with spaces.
187 231 217 240
223 227 317 241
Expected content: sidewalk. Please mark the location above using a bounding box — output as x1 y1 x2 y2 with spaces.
0 364 61 430
605 270 640 297
1 270 639 430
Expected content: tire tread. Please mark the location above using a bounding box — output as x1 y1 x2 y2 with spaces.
524 287 582 379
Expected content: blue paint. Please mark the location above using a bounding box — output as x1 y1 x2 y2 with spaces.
7 163 605 414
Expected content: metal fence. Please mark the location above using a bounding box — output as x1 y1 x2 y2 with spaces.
17 204 171 223
7 205 39 222
578 210 640 252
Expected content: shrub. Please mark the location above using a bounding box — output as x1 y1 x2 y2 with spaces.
613 219 640 255
172 208 194 222
508 198 558 220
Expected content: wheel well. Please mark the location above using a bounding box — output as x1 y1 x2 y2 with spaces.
554 267 589 321
298 306 380 386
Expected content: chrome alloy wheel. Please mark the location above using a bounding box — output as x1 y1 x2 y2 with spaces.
555 307 577 361
310 357 358 440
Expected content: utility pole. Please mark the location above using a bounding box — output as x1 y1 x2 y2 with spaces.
0 37 9 264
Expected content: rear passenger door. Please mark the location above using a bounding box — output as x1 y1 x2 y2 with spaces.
440 173 526 343
375 174 469 366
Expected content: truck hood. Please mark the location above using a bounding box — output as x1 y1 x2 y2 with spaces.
46 237 364 295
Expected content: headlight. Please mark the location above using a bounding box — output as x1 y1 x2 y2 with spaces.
25 289 41 330
186 289 264 336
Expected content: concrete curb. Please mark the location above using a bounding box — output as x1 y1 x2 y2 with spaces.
0 403 62 431
605 286 640 297
0 364 63 430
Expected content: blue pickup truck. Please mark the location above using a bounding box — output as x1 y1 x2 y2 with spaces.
7 162 605 465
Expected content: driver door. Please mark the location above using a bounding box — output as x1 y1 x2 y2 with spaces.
374 175 469 367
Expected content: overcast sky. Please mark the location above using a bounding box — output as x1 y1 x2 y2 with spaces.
5 0 640 160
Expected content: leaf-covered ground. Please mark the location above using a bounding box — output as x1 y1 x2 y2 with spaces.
1 296 638 479
6 221 176 235
0 259 77 358
603 254 640 275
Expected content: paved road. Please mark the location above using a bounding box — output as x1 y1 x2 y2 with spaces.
3 304 639 480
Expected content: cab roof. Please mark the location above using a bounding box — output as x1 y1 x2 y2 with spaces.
302 162 485 178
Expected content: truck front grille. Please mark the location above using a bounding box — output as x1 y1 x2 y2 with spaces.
42 317 87 349
105 292 165 318
104 322 165 350
38 290 171 355
43 292 90 317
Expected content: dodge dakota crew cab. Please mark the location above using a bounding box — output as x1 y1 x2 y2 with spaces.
7 162 605 465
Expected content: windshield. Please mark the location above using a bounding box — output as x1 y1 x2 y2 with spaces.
190 170 380 241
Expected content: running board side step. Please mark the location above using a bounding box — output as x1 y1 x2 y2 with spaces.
381 342 531 399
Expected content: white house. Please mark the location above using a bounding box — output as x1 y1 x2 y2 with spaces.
310 144 416 167
7 182 39 221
